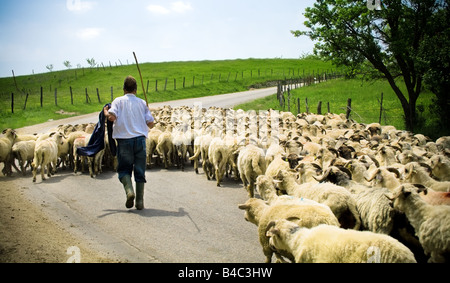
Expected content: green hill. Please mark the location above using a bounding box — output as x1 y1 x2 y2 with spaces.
1 58 337 130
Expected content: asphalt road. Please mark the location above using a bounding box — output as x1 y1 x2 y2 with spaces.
11 87 277 263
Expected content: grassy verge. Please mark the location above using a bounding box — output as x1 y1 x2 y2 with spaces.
1 58 337 129
235 77 442 139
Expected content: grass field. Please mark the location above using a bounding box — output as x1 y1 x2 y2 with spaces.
234 77 442 139
0 58 337 130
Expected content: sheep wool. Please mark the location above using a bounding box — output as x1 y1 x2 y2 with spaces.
267 221 417 263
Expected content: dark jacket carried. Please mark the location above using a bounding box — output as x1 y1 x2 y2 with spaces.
77 104 116 157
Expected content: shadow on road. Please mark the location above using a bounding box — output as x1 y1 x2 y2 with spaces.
98 207 188 219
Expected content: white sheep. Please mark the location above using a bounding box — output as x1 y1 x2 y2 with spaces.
274 170 361 230
238 198 340 263
389 184 450 263
315 166 395 234
256 175 336 214
237 144 267 197
156 127 174 169
12 140 36 175
265 154 290 178
32 132 65 182
0 129 17 176
208 135 238 187
72 134 92 174
146 124 164 168
266 220 417 263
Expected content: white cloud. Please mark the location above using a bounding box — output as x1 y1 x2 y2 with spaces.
66 0 96 12
147 4 170 15
147 1 192 15
76 28 103 40
170 1 193 14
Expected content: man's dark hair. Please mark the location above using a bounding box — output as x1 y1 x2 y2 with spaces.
123 76 138 92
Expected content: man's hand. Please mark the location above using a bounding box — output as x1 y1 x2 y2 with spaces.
103 105 110 117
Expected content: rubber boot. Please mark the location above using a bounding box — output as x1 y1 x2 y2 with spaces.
120 175 135 209
135 183 145 210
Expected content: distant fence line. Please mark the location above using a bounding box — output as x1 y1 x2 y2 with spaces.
6 68 345 114
277 75 391 125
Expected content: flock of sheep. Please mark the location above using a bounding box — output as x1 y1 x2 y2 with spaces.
1 104 449 263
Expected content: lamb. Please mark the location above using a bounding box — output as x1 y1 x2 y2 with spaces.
0 129 17 176
274 169 361 230
403 162 450 192
72 134 92 174
238 198 340 263
237 144 267 197
266 220 417 263
12 140 36 175
389 184 450 263
32 132 65 182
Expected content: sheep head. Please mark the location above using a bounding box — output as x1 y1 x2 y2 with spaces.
387 184 428 211
313 166 352 185
238 198 268 225
266 220 301 254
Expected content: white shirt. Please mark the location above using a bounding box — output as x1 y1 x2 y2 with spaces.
108 94 154 139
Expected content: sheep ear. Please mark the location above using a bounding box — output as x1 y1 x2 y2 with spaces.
238 204 249 210
266 228 280 237
286 217 301 222
384 192 395 201
413 184 428 195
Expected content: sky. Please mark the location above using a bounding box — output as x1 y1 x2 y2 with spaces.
0 0 317 78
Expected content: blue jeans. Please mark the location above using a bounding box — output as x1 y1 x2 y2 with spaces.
116 136 147 183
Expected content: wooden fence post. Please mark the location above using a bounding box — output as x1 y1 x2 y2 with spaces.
111 86 114 102
11 93 14 114
317 101 322 115
378 92 384 124
97 88 101 103
297 98 300 115
70 86 74 105
164 78 168 91
54 88 57 106
23 93 29 110
305 98 309 114
346 98 352 119
40 86 43 108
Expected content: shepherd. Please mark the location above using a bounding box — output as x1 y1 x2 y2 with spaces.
104 76 155 210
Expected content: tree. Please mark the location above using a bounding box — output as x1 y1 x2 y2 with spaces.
86 58 97 68
46 64 54 72
294 0 449 132
64 61 72 69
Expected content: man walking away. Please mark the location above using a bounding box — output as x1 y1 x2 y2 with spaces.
104 76 155 210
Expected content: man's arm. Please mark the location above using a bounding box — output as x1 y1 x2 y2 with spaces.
104 106 116 122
